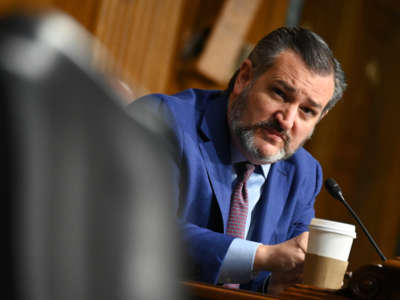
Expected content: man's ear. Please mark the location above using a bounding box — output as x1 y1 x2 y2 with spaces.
232 59 253 96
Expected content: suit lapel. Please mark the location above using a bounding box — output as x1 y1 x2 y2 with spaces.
251 161 293 243
198 94 232 232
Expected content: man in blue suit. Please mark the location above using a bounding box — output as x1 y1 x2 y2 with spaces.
127 27 346 294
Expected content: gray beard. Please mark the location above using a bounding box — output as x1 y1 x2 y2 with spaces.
231 121 293 164
235 126 286 164
228 86 313 164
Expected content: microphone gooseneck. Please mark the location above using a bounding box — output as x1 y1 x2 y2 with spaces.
324 178 387 261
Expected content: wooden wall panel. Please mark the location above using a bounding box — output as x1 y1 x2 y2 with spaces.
0 0 98 31
92 0 185 98
51 0 100 32
170 0 289 93
195 0 262 85
193 0 289 86
246 0 290 44
167 0 230 93
0 0 52 14
0 0 289 98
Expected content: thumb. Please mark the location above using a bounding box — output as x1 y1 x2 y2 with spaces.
294 232 308 253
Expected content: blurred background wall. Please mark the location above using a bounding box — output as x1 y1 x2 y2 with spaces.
2 0 399 272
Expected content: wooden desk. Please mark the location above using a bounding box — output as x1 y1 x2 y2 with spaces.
182 258 400 300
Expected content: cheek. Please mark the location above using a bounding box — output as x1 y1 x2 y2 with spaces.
245 94 275 123
290 124 315 145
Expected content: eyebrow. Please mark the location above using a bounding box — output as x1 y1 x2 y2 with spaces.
275 79 323 110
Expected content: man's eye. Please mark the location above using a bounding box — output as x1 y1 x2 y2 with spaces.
272 87 286 99
301 106 317 117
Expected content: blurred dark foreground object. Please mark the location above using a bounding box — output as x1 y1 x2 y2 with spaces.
1 11 182 300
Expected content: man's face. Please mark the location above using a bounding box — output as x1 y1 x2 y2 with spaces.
228 50 335 164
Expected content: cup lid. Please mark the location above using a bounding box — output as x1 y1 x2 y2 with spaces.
309 218 356 238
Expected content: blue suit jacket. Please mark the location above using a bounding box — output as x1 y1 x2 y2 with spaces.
127 89 323 291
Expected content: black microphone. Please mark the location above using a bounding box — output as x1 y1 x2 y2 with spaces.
324 178 387 261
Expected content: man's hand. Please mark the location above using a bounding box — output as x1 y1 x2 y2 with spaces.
254 232 308 272
253 232 309 294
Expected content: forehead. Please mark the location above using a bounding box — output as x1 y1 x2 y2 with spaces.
256 50 335 107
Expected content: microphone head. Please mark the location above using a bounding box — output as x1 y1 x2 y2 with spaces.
324 178 343 201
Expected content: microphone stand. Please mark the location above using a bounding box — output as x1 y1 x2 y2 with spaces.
337 193 387 261
325 178 387 262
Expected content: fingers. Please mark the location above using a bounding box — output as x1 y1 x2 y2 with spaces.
254 232 310 273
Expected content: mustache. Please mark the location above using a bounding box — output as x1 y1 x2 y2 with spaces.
241 119 291 144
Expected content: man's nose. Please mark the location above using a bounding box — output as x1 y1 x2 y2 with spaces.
275 104 297 131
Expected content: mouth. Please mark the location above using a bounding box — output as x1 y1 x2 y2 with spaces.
235 119 291 149
259 124 289 145
265 127 285 140
260 127 282 142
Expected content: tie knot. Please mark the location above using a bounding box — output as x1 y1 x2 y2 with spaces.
234 162 255 181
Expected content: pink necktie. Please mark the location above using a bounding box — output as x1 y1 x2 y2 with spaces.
226 162 255 239
223 162 255 290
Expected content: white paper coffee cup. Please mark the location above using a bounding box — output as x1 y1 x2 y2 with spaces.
307 218 356 261
303 218 356 289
